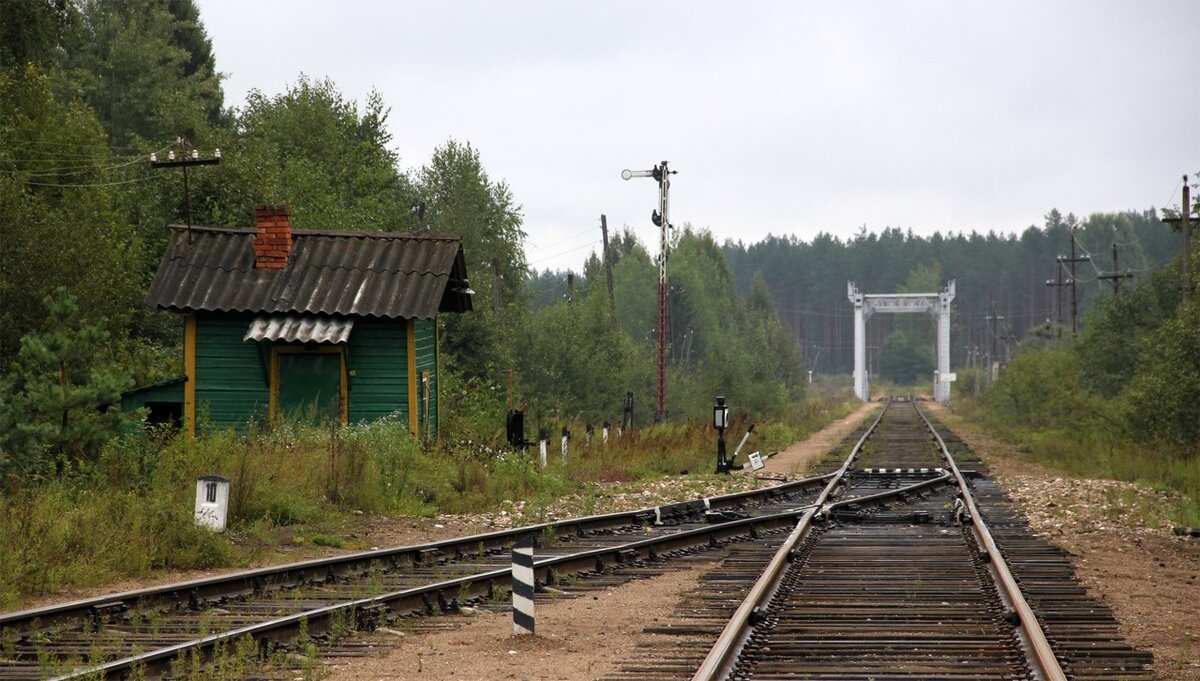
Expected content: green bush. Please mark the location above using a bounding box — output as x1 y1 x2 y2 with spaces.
982 347 1121 436
1121 295 1200 445
0 480 231 608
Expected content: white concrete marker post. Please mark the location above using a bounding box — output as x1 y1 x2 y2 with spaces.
539 437 548 468
194 475 230 531
512 535 536 635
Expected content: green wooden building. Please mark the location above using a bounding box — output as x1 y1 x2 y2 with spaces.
124 204 472 436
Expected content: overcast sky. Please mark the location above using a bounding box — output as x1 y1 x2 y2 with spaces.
198 0 1198 272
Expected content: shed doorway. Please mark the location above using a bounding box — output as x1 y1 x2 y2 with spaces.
271 347 348 424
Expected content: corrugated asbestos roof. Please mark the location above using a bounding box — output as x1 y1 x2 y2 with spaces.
244 314 354 344
146 226 472 319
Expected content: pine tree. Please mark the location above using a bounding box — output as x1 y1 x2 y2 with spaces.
0 288 132 475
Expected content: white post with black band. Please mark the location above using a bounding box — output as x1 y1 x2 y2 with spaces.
512 535 536 635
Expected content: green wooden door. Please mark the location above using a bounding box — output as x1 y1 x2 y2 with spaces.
278 353 342 423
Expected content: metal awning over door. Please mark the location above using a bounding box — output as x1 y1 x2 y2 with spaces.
244 314 354 344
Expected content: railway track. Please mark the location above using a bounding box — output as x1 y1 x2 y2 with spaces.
1 444 936 681
603 397 1151 680
1 398 1151 679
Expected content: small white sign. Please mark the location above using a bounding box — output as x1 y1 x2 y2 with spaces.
748 452 765 471
942 373 957 382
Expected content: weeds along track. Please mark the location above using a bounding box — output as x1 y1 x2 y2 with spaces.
606 398 1152 681
1 462 869 679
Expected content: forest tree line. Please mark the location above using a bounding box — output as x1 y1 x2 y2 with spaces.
0 0 803 474
531 210 1182 383
1 0 1194 476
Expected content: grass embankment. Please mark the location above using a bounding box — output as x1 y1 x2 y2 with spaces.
0 396 855 609
949 389 1200 529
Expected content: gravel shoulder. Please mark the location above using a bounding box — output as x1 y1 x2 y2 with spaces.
926 402 1200 681
757 401 877 476
324 561 719 681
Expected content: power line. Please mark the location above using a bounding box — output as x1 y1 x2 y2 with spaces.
1 138 147 152
1 145 172 178
526 225 598 253
1162 174 1185 211
21 174 162 188
1072 232 1107 277
2 143 173 175
526 239 602 265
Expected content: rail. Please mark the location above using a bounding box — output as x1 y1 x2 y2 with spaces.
47 472 953 680
1 470 836 635
691 398 1068 681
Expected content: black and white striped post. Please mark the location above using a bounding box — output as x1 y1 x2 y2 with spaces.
538 428 548 468
512 535 536 635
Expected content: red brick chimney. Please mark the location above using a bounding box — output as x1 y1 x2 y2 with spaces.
254 204 292 269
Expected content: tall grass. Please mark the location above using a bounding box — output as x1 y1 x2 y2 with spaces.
956 399 1200 527
0 394 854 608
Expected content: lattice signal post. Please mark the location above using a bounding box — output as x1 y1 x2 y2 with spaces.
623 162 676 423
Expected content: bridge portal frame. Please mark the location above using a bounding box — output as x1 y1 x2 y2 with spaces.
847 280 956 403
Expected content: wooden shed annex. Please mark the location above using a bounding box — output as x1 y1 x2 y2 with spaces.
122 204 472 437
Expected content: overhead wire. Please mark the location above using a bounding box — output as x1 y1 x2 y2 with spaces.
1162 174 1184 212
2 143 174 180
526 224 598 253
21 174 162 188
527 239 602 266
3 155 158 178
1 138 146 152
1071 232 1108 277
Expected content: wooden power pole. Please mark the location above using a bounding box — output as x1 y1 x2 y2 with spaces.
600 214 615 324
149 138 220 228
1098 243 1134 293
985 309 1003 381
1060 226 1090 335
1162 174 1194 300
1046 260 1069 338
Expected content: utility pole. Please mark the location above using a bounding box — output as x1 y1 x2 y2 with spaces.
1162 175 1194 300
600 214 615 325
149 138 220 229
985 309 1003 381
1098 242 1134 293
1060 227 1090 335
1187 178 1193 298
1045 260 1069 338
622 161 676 423
1000 315 1017 364
972 346 980 397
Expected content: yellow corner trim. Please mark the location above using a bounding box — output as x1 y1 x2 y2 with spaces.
184 315 197 437
435 317 441 439
407 319 418 436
